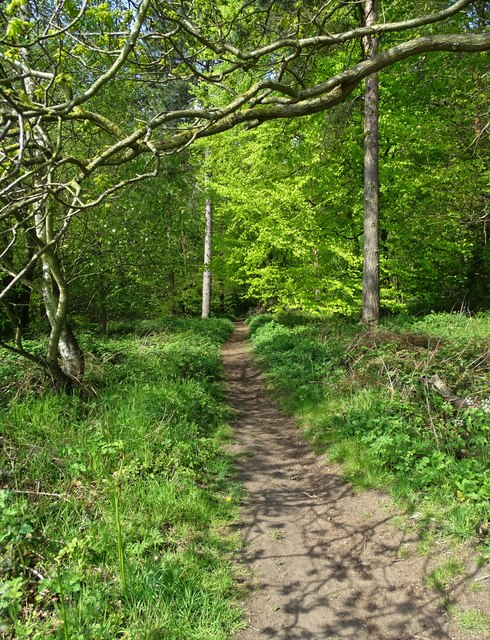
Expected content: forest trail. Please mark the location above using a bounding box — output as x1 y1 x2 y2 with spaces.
222 322 489 640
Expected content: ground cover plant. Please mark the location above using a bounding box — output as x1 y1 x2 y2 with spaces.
0 317 244 639
248 311 490 548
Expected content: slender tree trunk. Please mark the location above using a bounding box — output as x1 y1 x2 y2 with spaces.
201 147 213 318
362 0 380 324
166 229 176 313
59 324 85 382
219 285 225 314
40 252 85 385
202 196 213 318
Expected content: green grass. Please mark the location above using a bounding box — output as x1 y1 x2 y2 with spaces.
396 545 412 560
0 317 244 639
248 311 490 544
470 580 484 593
448 606 490 635
425 559 465 592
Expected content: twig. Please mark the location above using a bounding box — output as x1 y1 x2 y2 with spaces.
11 489 69 501
425 374 473 409
475 574 490 583
27 566 46 581
303 491 318 498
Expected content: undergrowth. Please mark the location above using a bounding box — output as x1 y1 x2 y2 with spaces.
248 311 490 549
0 317 244 639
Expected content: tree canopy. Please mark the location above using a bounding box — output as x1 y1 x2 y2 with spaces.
2 0 489 215
0 0 489 383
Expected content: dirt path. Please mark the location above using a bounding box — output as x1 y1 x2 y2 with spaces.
222 322 489 640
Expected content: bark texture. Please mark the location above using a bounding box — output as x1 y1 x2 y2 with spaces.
36 207 84 386
362 0 380 325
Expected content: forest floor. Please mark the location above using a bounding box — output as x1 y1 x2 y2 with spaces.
222 322 490 640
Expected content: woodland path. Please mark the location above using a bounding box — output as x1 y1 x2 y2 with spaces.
221 322 489 640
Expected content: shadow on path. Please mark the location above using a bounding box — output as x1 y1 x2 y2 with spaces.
222 322 481 640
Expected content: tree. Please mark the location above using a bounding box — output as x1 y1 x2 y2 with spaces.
362 0 380 324
203 44 489 316
201 150 213 318
1 0 489 383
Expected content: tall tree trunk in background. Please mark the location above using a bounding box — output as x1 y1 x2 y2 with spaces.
202 147 213 318
362 0 380 324
312 246 321 302
201 195 213 318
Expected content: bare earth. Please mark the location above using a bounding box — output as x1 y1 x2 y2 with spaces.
222 322 490 640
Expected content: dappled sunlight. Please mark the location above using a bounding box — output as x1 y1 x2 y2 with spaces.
223 322 488 640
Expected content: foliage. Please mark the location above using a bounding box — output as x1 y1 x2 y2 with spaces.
0 0 489 381
65 153 206 323
207 115 365 315
206 43 489 316
0 318 243 639
250 312 490 542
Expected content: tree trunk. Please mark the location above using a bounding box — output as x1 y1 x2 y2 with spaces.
36 209 84 387
41 255 85 386
59 323 85 382
362 0 380 325
202 196 213 318
18 3 84 387
219 285 226 314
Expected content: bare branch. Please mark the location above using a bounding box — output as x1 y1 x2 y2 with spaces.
170 0 474 62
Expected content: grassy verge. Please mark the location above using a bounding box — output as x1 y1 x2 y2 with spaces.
248 311 490 551
0 317 244 639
